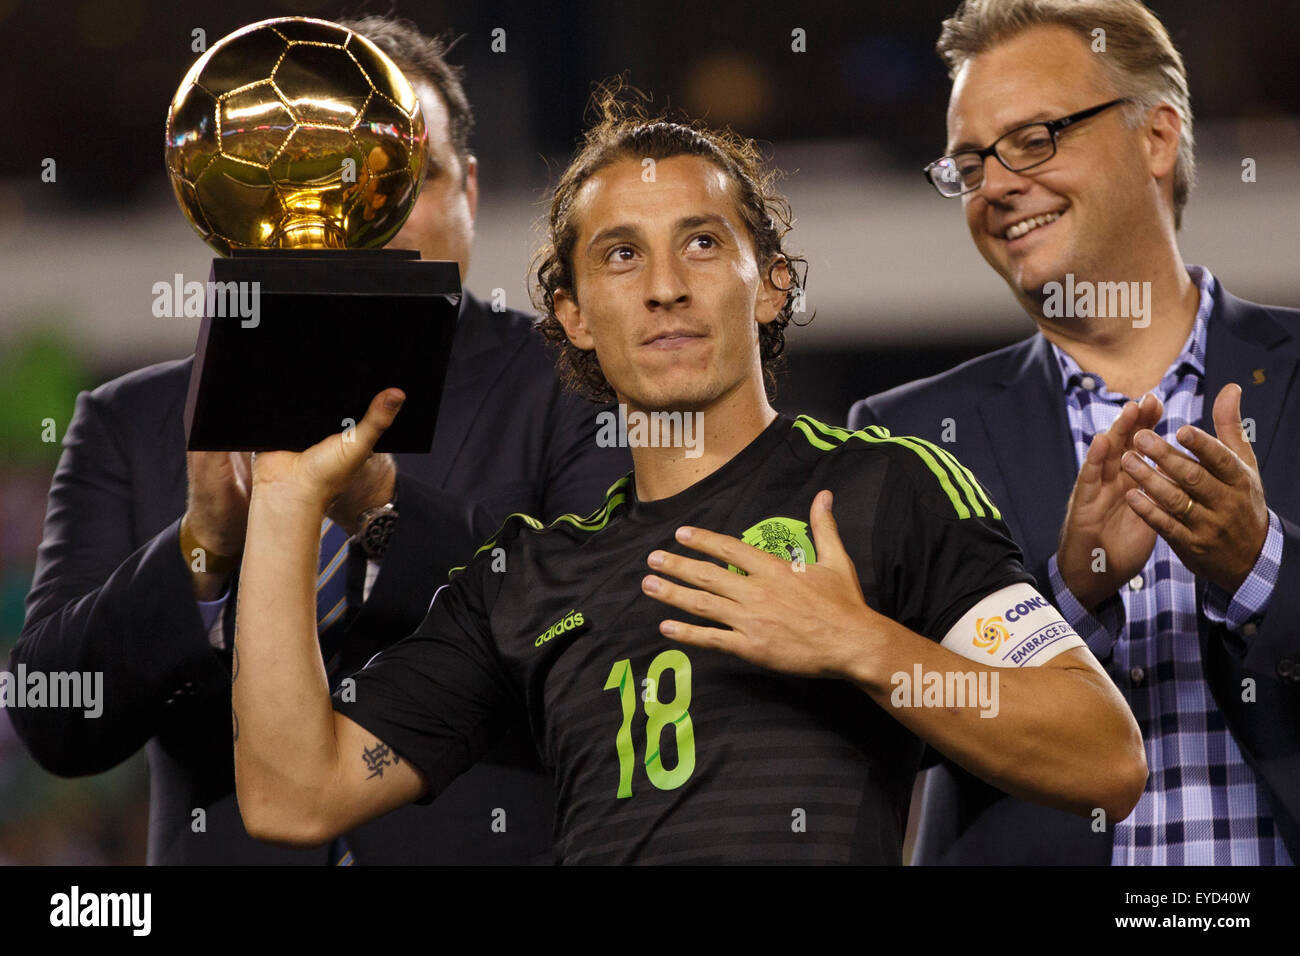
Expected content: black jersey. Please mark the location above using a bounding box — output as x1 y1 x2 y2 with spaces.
333 414 1035 863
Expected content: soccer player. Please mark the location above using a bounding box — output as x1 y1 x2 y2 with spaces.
13 16 625 865
231 93 1146 863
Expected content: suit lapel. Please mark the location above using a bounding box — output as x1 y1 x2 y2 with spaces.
416 291 524 489
1196 282 1298 668
977 334 1078 571
1200 283 1297 474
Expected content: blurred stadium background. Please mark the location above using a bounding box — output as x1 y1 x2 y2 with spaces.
0 0 1295 863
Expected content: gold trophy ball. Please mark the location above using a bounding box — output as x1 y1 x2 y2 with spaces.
164 17 427 255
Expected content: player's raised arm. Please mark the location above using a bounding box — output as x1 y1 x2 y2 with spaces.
232 390 426 845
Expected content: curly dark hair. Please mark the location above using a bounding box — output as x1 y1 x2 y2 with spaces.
531 82 809 403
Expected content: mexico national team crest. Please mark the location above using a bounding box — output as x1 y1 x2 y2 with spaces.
729 517 816 574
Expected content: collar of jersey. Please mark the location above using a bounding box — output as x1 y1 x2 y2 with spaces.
621 413 795 525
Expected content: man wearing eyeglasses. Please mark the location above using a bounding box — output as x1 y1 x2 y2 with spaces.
850 0 1300 865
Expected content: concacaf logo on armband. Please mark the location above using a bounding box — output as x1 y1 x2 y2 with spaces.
973 616 1010 654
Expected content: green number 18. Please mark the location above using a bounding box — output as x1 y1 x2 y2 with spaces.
602 650 696 798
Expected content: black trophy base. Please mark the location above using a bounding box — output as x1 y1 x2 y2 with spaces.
183 249 460 454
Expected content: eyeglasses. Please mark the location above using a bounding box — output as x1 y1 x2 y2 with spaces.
923 98 1131 197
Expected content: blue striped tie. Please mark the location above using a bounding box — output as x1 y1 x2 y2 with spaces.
316 517 350 633
317 517 356 866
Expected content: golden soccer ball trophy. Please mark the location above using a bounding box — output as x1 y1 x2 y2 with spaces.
164 16 427 255
166 18 458 455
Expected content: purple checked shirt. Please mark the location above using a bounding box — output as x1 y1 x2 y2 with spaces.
1046 266 1290 865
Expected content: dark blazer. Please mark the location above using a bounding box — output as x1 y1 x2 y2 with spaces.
12 291 631 864
849 281 1300 864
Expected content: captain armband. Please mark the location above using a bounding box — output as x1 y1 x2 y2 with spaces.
939 582 1086 667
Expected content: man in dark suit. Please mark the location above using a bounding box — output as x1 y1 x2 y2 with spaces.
850 0 1298 864
10 16 630 864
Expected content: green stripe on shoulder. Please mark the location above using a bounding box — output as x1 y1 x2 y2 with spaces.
792 417 838 451
882 433 1000 521
549 476 631 532
793 414 997 520
448 512 544 579
909 437 1001 520
448 475 632 579
797 416 970 519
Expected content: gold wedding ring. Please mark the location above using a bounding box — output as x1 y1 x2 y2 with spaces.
1178 496 1195 521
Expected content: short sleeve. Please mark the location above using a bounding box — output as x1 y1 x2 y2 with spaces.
331 551 519 805
871 446 1036 641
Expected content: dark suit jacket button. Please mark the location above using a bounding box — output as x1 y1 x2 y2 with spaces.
1278 659 1295 679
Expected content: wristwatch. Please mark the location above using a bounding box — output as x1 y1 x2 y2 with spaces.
355 490 399 560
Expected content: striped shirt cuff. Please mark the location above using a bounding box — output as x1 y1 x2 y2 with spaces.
1047 551 1125 653
1203 509 1283 634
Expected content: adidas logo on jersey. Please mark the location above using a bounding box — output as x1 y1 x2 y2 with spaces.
535 609 586 647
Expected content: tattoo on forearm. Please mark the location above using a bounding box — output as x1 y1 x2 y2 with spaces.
231 643 239 682
231 706 239 742
361 741 400 779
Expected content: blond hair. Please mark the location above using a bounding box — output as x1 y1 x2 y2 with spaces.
937 0 1194 228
